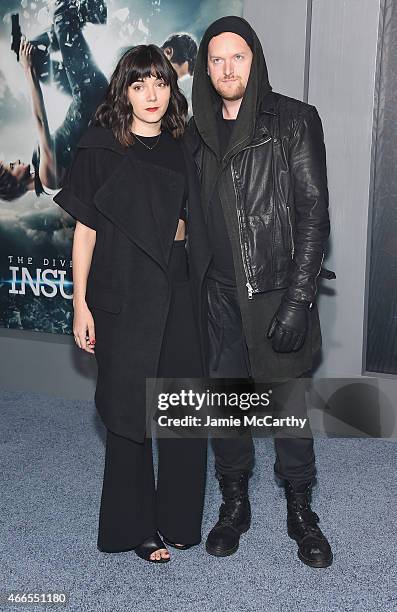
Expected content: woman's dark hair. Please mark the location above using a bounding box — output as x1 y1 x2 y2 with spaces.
0 163 28 201
93 44 188 147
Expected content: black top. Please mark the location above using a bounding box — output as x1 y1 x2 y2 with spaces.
207 112 236 285
129 130 188 222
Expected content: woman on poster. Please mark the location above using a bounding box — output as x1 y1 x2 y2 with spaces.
53 44 211 563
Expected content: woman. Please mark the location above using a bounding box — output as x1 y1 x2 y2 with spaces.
53 45 212 563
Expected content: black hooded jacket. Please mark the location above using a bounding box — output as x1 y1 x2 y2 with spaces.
188 15 334 300
187 15 335 379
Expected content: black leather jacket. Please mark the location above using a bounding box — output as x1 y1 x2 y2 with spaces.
188 92 335 305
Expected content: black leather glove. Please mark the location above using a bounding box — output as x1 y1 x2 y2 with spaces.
267 296 312 353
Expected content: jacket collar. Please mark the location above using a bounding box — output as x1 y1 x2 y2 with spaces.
223 92 279 156
199 92 279 168
258 90 278 116
77 125 128 155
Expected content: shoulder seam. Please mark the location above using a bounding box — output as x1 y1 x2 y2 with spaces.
76 126 127 155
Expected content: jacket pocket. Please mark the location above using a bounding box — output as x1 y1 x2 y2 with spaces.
85 286 123 313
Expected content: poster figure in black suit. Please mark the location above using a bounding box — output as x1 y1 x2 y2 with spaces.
161 33 198 117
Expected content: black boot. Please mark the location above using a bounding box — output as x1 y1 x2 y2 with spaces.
285 480 333 568
206 472 251 557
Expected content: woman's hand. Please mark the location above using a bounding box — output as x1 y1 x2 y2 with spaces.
19 36 37 75
73 301 96 354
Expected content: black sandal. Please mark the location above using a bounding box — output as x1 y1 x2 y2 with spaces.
162 536 200 550
134 533 170 563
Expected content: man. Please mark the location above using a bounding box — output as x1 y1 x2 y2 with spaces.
0 0 107 202
188 16 335 567
161 33 198 116
162 33 198 79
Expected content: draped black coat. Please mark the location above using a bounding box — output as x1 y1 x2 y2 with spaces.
54 126 212 442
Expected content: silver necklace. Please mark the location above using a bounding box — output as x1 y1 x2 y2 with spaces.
133 132 161 150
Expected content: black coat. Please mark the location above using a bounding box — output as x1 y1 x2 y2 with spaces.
54 126 212 442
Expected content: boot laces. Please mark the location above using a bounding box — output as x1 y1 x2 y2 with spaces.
293 503 324 540
288 490 325 539
218 498 245 527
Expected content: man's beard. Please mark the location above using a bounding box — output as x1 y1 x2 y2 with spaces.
213 77 246 101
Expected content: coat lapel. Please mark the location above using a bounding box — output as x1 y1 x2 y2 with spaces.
144 153 186 266
80 125 211 277
93 150 184 271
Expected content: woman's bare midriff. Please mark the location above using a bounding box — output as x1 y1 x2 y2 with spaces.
174 218 185 240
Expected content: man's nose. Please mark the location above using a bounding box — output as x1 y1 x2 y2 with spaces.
224 60 233 76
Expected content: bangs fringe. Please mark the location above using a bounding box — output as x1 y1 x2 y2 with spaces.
124 46 171 85
93 44 188 146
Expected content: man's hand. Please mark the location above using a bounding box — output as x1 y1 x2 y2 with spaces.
267 296 312 353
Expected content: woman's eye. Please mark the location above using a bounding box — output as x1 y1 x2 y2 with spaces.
132 85 142 91
157 82 166 87
235 55 243 60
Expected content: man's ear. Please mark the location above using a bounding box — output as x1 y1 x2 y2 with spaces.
163 46 173 60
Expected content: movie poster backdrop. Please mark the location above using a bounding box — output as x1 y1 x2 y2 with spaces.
0 0 243 333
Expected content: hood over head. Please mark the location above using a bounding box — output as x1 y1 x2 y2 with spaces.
192 15 272 160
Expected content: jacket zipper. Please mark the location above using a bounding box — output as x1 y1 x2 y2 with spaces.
230 136 272 299
231 162 253 299
286 205 295 259
310 251 325 308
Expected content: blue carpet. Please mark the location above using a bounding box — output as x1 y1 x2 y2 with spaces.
0 390 396 612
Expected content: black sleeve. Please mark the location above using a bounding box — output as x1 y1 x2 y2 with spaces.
53 147 98 230
286 106 330 303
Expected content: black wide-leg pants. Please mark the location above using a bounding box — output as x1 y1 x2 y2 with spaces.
207 278 316 485
97 241 207 552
